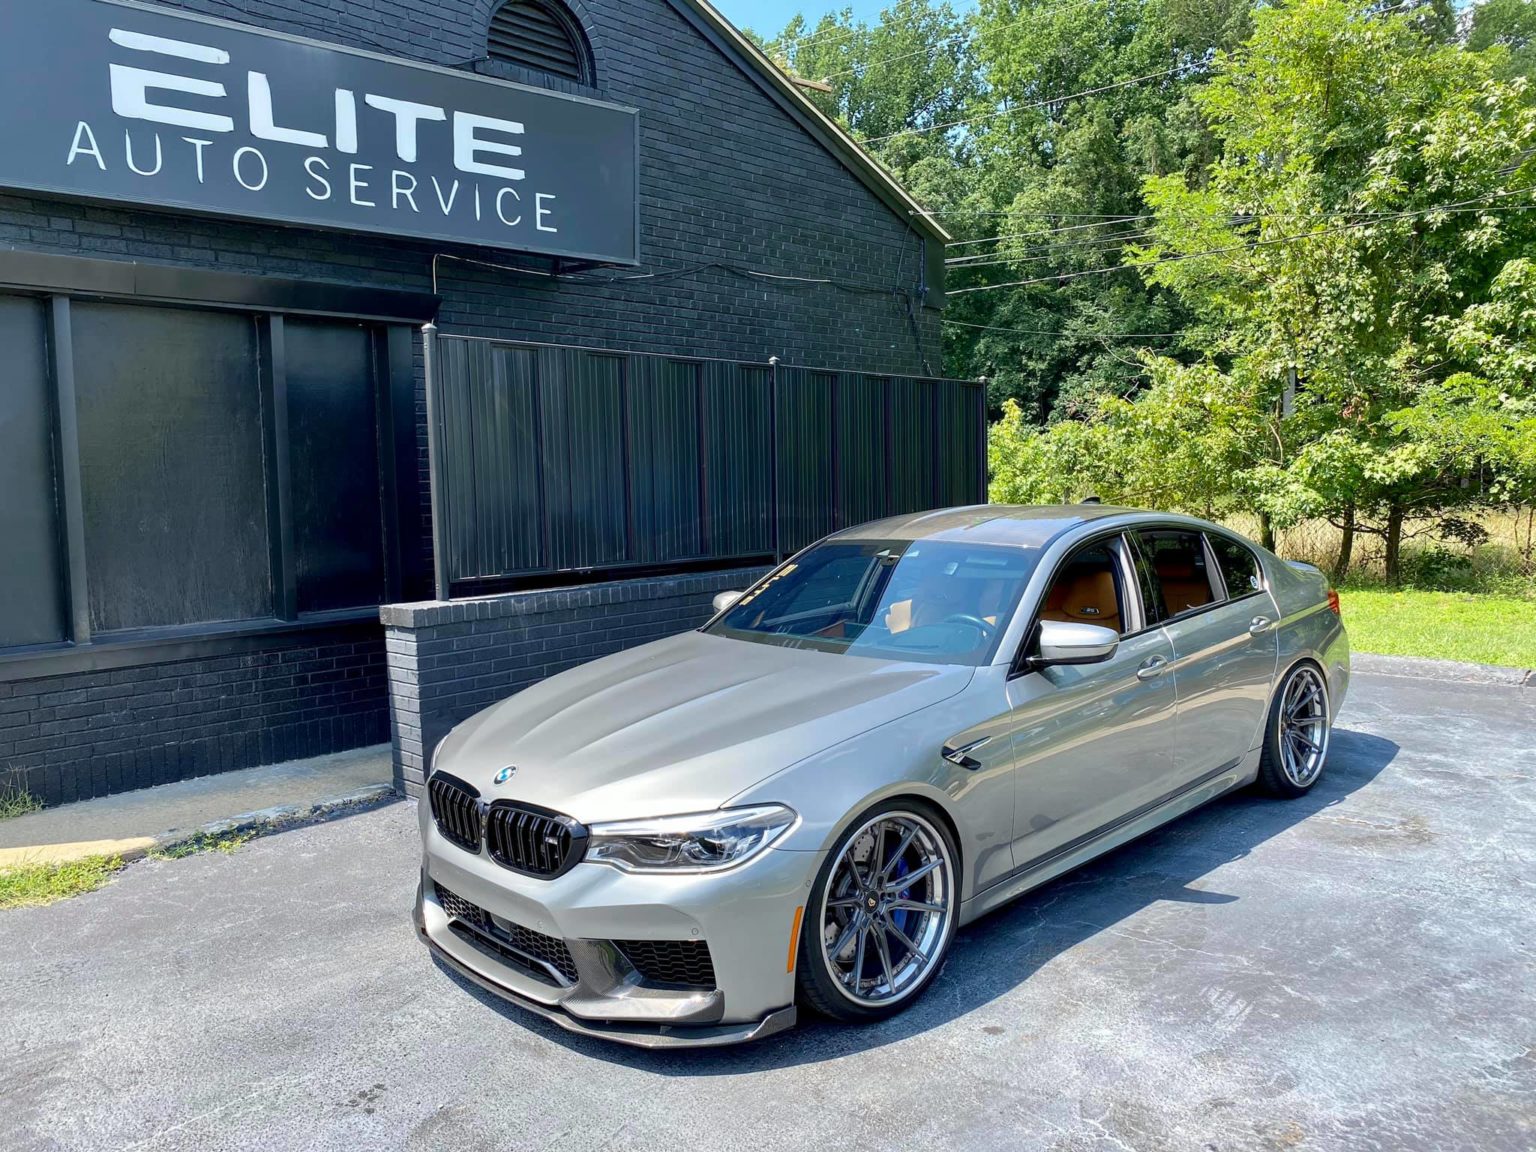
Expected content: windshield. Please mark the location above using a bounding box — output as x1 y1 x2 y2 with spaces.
706 539 1039 665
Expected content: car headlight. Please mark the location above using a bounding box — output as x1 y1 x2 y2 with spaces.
584 805 798 873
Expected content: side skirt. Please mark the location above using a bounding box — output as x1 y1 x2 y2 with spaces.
958 748 1260 926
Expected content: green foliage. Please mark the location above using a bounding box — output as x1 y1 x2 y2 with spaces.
0 856 123 910
0 785 43 821
758 0 1536 584
1468 0 1536 81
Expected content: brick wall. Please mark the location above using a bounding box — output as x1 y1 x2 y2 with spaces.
1 631 389 807
382 568 771 794
0 0 942 807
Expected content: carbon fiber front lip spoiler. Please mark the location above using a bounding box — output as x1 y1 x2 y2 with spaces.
413 891 798 1049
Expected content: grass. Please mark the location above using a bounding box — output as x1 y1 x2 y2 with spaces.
149 830 253 860
0 856 124 910
1338 587 1536 668
0 786 43 821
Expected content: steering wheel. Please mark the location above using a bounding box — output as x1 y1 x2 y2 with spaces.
942 613 995 639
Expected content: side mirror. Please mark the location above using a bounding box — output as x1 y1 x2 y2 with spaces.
712 590 744 614
1035 620 1119 666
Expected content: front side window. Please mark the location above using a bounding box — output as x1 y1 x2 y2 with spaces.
1207 533 1263 598
708 539 1038 665
1037 540 1130 636
1135 530 1219 619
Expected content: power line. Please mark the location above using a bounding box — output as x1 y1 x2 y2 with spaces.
865 63 1200 144
946 217 1147 247
943 318 1183 339
946 189 1536 295
944 200 1536 262
947 226 1157 265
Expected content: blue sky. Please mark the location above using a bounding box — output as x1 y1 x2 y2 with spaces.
714 1 894 37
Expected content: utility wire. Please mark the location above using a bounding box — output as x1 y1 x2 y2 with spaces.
944 200 1536 259
865 63 1200 144
947 189 1536 295
943 318 1183 339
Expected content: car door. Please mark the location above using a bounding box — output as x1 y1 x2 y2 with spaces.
1001 533 1181 874
1133 528 1278 783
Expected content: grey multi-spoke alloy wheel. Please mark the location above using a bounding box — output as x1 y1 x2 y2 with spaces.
797 801 959 1021
1258 662 1332 797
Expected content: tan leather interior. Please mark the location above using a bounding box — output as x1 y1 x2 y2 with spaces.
1040 569 1122 633
885 579 1008 634
1154 556 1213 615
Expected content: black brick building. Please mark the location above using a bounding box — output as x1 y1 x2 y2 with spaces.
0 0 972 807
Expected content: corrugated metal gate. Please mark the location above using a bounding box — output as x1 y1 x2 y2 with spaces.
424 332 985 595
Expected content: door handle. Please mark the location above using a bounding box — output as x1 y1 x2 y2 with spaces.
1249 616 1274 635
1135 654 1169 681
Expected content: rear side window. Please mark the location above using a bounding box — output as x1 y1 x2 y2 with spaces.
1207 534 1263 598
1135 530 1219 618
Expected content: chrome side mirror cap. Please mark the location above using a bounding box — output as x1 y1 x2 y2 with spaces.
712 590 744 614
1035 620 1119 666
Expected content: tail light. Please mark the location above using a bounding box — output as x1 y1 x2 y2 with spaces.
1327 589 1341 616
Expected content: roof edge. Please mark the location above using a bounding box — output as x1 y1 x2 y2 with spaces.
662 0 952 246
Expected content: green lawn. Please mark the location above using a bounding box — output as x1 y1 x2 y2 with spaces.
1338 588 1536 668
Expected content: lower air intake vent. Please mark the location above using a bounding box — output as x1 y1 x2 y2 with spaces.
434 882 578 985
614 939 717 989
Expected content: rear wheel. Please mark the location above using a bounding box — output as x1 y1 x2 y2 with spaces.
796 800 959 1023
1257 662 1331 797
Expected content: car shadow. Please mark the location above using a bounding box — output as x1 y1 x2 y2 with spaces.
437 727 1399 1073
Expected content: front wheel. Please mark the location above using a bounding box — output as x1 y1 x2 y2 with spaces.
1257 662 1332 797
796 800 959 1023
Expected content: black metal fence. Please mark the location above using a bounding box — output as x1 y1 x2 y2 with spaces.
425 332 985 596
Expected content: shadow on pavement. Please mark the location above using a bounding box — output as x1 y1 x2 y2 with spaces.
438 727 1399 1074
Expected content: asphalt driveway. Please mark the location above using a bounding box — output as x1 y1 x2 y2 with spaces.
3 664 1533 1151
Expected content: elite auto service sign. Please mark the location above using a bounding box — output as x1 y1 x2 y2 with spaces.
0 0 640 262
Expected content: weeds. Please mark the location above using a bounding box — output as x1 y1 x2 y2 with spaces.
150 830 253 860
0 856 124 910
0 786 43 821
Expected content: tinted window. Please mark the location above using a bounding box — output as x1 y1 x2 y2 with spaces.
1208 534 1262 598
286 319 385 613
73 302 271 633
709 539 1038 665
0 295 65 647
1136 530 1217 618
1039 541 1129 636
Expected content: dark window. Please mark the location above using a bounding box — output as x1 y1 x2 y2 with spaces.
488 0 594 85
0 295 65 647
1207 533 1263 599
73 303 271 633
1039 540 1129 636
709 539 1036 666
286 319 385 613
1135 530 1219 620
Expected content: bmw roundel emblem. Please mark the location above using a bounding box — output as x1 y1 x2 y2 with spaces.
493 766 516 785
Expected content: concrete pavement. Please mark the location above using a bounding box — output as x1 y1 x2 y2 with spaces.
0 746 393 868
1 668 1532 1151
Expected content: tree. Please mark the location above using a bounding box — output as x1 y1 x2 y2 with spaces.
1468 0 1536 82
1121 0 1536 581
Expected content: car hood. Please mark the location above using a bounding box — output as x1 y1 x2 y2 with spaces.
431 630 974 824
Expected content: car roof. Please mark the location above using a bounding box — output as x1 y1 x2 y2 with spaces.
830 504 1213 550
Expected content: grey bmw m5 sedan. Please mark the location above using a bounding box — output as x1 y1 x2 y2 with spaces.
414 505 1350 1047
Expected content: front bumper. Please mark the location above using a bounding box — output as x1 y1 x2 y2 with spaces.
415 807 817 1049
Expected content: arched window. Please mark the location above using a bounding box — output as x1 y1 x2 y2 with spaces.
487 0 595 85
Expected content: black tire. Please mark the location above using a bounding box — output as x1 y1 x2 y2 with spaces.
1257 661 1332 798
795 797 960 1023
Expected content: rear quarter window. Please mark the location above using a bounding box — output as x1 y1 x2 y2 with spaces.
1208 534 1263 597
